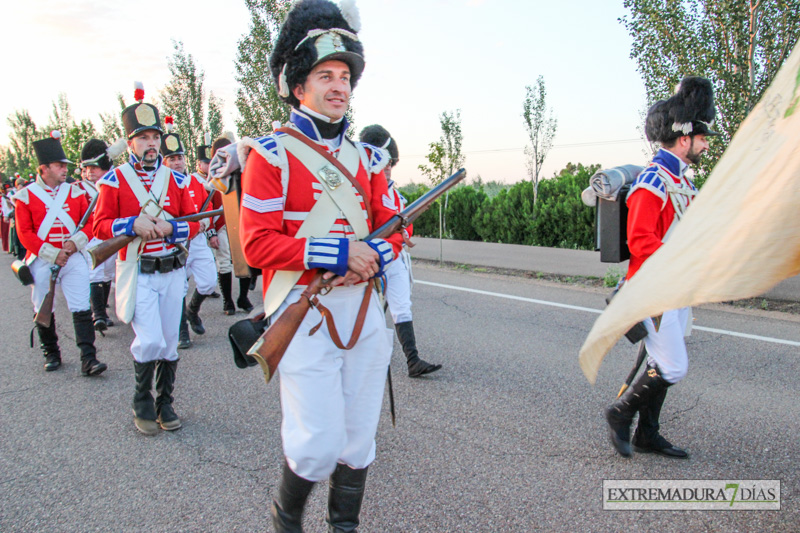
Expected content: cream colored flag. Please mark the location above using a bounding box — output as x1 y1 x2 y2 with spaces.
580 40 800 384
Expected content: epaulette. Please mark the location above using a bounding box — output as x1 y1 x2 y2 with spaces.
12 187 29 204
172 170 189 188
357 142 390 175
69 183 88 198
239 132 288 171
97 168 119 189
627 164 667 205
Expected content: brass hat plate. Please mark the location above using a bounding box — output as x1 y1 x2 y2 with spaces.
135 104 156 126
166 136 179 151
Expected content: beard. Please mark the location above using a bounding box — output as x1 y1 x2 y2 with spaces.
141 148 159 166
687 138 704 165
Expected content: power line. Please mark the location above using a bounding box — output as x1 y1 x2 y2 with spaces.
406 138 643 157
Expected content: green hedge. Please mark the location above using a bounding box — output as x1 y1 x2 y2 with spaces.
399 163 598 249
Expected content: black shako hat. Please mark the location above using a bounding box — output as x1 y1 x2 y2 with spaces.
646 76 720 144
196 132 212 163
160 116 185 158
33 131 72 166
359 124 398 166
122 82 163 139
270 0 365 109
80 139 112 170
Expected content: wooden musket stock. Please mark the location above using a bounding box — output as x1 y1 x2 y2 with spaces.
247 168 467 384
89 208 224 269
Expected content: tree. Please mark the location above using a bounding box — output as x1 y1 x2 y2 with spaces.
418 110 465 263
207 91 224 142
4 109 39 178
522 76 557 207
234 0 292 138
621 0 800 185
160 40 208 171
98 94 129 165
45 93 74 136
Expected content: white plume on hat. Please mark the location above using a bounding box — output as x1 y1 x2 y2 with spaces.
50 130 61 139
107 138 127 160
339 0 361 32
204 132 211 145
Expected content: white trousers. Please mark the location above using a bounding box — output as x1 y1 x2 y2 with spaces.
85 238 117 283
644 307 691 384
130 268 185 363
213 226 233 275
276 284 393 481
384 255 413 324
30 254 90 313
186 234 217 295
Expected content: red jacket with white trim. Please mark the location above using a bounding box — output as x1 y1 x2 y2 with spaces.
240 136 404 296
93 159 200 260
14 179 93 264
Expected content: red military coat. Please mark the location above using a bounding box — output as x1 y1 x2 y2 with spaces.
14 178 93 264
239 132 404 296
626 148 695 279
93 159 200 260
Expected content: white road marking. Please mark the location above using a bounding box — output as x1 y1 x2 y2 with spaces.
416 280 800 347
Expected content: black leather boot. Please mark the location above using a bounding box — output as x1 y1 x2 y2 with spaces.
326 463 368 533
37 315 61 371
237 276 254 312
605 366 667 457
632 368 688 458
271 460 315 533
178 298 192 349
73 310 106 376
395 321 441 377
155 360 181 431
187 289 207 335
101 281 114 326
133 361 159 435
90 282 109 333
219 272 235 315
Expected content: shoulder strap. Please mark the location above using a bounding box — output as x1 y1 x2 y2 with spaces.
28 183 76 240
277 127 371 235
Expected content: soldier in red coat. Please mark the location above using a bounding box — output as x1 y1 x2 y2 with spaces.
218 1 403 529
93 84 200 436
605 77 719 460
360 125 442 378
15 131 106 376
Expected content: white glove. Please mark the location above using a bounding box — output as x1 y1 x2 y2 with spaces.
208 143 241 180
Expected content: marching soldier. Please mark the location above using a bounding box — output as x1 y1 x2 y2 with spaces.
160 120 218 349
14 131 106 375
93 84 200 435
79 138 123 332
2 182 13 253
230 0 404 529
359 124 442 378
605 77 719 459
10 174 28 260
207 135 254 315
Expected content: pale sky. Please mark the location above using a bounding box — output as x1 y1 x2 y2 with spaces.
1 0 651 185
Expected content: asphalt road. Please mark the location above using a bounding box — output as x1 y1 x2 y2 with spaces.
2 254 799 532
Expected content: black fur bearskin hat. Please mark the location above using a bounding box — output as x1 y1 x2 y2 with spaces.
359 124 399 166
270 0 364 109
646 76 719 144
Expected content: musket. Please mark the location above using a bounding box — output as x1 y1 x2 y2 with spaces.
89 208 224 269
247 168 467 385
616 341 647 398
34 192 99 328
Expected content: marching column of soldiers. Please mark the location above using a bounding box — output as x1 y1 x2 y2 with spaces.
1 0 735 530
